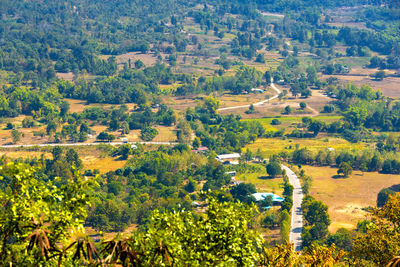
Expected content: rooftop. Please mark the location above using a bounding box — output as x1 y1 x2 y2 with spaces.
216 153 241 160
252 193 284 202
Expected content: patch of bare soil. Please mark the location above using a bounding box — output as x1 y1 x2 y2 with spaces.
56 72 74 81
116 52 158 67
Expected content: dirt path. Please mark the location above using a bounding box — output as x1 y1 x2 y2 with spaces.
307 105 319 116
217 82 281 111
281 165 304 251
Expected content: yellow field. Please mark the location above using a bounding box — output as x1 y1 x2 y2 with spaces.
246 137 370 158
82 156 127 173
0 150 52 159
303 165 400 232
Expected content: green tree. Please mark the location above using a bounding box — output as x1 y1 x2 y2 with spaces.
280 209 290 242
230 183 256 203
118 144 132 160
352 193 400 265
22 117 35 128
46 121 57 135
97 131 115 142
300 102 307 110
344 105 368 127
204 95 220 114
246 103 255 114
176 119 192 143
264 71 272 85
140 126 158 141
372 70 385 81
132 196 263 265
60 101 70 117
134 59 145 69
377 188 395 208
192 137 201 149
284 105 292 114
255 148 263 162
11 129 22 143
0 162 95 265
303 197 330 226
242 148 253 162
184 178 197 193
266 161 282 177
66 148 83 169
337 162 352 177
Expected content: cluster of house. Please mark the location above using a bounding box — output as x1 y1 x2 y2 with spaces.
190 149 285 209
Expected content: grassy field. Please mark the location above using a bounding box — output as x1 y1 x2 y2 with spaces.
245 136 370 158
244 115 342 127
0 146 128 174
302 165 400 233
237 170 284 195
242 115 342 136
82 155 127 173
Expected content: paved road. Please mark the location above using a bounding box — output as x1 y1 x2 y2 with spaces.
0 141 178 149
281 165 303 251
217 82 281 111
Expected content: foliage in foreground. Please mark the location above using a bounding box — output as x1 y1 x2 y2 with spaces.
0 162 96 265
352 193 400 265
3 161 400 266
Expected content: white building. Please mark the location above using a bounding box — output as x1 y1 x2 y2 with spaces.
216 153 241 161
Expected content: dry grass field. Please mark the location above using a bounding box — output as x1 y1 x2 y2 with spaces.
321 67 400 98
302 165 400 232
219 88 332 118
116 51 158 67
0 149 52 159
246 136 369 158
56 72 74 81
0 145 127 174
82 155 127 173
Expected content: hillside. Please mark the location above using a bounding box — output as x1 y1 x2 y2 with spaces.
1 0 400 265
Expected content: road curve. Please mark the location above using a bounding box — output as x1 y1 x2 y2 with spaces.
217 82 281 111
281 165 303 252
0 141 178 149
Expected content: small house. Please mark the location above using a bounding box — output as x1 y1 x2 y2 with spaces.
251 88 264 93
191 146 209 153
252 193 284 203
217 153 241 165
216 153 241 161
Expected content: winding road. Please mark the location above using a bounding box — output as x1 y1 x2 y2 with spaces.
281 165 303 251
217 82 281 111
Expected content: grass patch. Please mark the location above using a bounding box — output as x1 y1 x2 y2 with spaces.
237 171 284 195
336 56 371 67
